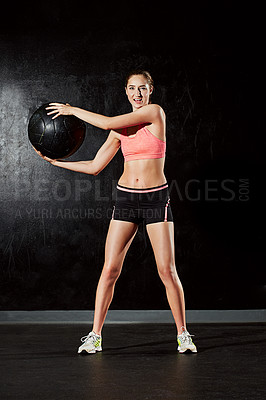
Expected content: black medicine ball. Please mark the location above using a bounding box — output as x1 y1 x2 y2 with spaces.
28 103 86 159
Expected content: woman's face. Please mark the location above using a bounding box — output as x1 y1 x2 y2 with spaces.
125 74 153 111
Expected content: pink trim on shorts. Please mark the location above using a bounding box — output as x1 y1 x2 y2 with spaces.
117 184 168 194
111 205 115 220
164 198 170 221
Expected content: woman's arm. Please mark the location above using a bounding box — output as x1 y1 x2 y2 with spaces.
46 103 164 130
36 130 120 175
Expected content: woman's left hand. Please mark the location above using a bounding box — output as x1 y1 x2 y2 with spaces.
32 146 57 164
46 103 73 119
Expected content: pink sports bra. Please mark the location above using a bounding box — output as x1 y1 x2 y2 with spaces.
120 125 166 162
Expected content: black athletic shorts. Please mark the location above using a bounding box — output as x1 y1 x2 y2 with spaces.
111 183 174 225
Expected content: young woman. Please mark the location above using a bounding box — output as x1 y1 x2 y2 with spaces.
38 70 197 354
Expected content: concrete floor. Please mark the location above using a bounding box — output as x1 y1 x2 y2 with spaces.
0 323 265 400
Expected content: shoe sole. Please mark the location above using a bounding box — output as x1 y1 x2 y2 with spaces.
78 347 102 354
178 346 197 353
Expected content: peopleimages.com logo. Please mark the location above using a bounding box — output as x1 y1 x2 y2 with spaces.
14 177 250 203
13 178 250 220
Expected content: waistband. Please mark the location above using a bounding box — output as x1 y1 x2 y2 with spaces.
117 183 168 193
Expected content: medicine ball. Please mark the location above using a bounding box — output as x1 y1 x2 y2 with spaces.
28 103 86 159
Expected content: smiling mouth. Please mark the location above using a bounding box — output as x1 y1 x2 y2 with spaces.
134 98 142 103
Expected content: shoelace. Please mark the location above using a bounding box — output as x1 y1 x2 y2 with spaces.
178 331 194 344
80 332 100 343
80 335 90 343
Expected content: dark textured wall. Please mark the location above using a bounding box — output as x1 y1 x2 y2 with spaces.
0 2 265 310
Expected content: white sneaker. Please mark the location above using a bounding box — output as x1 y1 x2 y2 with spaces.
177 330 197 353
77 331 102 354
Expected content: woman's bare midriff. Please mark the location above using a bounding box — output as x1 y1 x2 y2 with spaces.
118 158 167 188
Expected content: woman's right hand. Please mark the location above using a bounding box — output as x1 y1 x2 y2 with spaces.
46 103 73 119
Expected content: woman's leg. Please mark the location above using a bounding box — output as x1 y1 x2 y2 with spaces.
146 221 187 335
92 220 138 335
